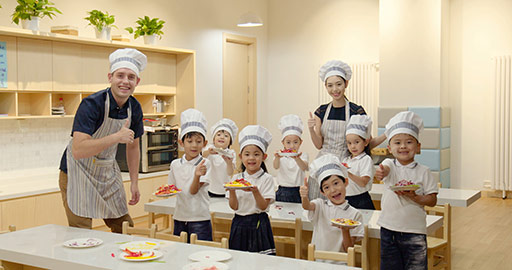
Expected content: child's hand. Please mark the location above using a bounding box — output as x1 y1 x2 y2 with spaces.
195 160 207 177
375 164 389 180
243 185 258 193
308 112 316 129
208 147 218 155
222 155 232 163
299 177 309 198
291 152 302 159
274 150 281 159
395 190 417 199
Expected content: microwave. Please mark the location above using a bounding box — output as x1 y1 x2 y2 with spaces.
116 127 178 173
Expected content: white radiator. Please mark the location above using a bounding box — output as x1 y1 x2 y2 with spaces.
317 62 379 134
493 56 512 195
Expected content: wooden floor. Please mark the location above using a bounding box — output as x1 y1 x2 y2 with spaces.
95 196 512 269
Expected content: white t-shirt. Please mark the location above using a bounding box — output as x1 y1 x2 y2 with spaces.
274 153 309 187
203 144 236 195
308 199 364 252
377 158 439 234
226 169 276 216
342 153 374 196
168 155 211 222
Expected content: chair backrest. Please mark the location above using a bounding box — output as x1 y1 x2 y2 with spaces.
425 203 451 242
354 225 369 270
190 233 228 249
270 217 302 259
307 244 356 266
0 225 16 234
155 230 187 243
211 212 232 241
147 198 172 231
122 221 156 238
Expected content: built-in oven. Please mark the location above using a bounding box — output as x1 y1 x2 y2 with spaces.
116 126 178 173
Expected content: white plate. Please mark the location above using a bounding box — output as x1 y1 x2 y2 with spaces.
119 241 160 251
153 190 181 197
182 261 229 270
212 148 232 158
278 152 299 157
120 250 163 262
389 185 420 192
223 184 252 190
330 219 361 229
63 238 103 248
188 250 232 262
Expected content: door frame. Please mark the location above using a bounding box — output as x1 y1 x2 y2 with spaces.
222 33 257 124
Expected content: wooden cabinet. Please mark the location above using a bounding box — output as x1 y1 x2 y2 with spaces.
0 26 195 120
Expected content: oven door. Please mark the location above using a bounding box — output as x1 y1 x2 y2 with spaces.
146 130 177 147
142 147 178 172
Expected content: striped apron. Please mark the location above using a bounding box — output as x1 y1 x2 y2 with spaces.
66 96 130 219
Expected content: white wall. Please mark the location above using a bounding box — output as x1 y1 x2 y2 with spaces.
265 0 379 175
0 0 268 171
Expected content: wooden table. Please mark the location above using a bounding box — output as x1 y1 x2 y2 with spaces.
370 184 481 207
0 224 360 270
145 197 443 270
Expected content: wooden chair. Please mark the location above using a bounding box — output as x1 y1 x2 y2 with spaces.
190 233 228 249
122 221 157 238
0 225 16 234
147 198 172 232
307 244 356 266
425 203 451 270
270 217 302 259
353 225 369 270
211 212 231 241
154 229 188 243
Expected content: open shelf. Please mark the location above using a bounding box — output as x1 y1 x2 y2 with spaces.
0 92 16 117
51 93 81 116
18 92 51 116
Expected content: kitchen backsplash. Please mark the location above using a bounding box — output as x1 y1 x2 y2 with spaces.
0 118 73 172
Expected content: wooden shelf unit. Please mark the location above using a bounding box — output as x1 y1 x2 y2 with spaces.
0 26 195 122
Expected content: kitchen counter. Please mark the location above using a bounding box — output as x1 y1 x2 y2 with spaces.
0 167 169 201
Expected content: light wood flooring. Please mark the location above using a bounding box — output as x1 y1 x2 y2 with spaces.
95 196 512 269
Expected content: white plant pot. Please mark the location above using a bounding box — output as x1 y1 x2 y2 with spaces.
144 34 157 45
21 17 40 31
94 27 111 40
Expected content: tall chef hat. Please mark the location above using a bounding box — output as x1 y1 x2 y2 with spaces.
238 125 272 153
278 114 303 140
180 108 208 140
318 60 352 83
346 115 373 140
309 154 348 185
211 118 239 139
109 48 147 76
384 111 424 142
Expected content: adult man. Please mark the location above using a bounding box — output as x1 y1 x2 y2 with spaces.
58 48 146 233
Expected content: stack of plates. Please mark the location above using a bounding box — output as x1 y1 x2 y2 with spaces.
51 107 65 115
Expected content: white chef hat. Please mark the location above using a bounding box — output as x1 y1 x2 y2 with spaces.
309 154 348 185
278 114 303 140
180 108 208 140
346 115 372 140
109 48 147 76
318 60 352 83
238 125 272 153
211 118 239 140
385 111 424 142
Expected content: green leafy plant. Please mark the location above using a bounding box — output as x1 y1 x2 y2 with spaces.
125 16 165 39
11 0 62 25
84 10 116 32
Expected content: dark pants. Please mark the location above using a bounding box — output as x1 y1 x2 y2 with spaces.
58 171 133 233
380 227 428 270
276 186 301 203
346 191 375 210
208 191 226 198
174 219 212 242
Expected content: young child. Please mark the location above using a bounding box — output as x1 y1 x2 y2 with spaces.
273 114 309 203
300 154 364 260
202 118 238 197
375 111 439 270
226 125 276 255
342 115 375 210
168 108 212 241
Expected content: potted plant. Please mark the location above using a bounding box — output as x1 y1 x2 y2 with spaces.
12 0 62 31
125 16 165 45
84 10 116 40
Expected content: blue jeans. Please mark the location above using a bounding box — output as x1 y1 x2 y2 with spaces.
174 219 212 242
380 227 427 270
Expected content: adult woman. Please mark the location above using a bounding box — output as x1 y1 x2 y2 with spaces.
307 60 386 200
